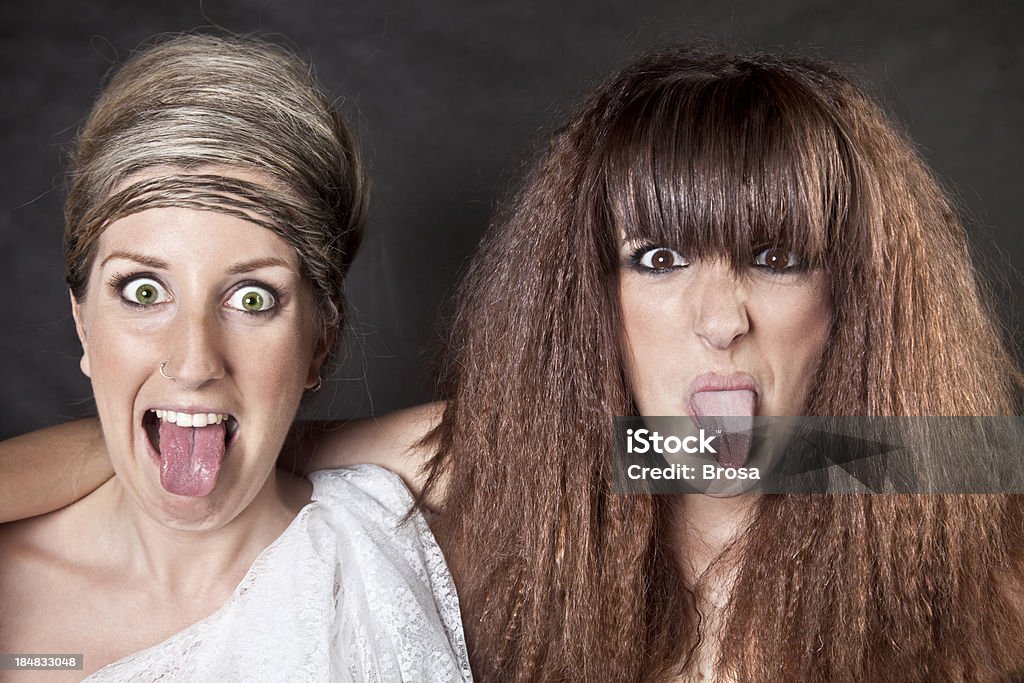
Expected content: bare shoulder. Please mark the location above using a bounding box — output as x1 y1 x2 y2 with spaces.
0 489 105 634
302 402 445 496
0 484 104 562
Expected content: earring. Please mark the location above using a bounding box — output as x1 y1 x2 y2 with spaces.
310 376 323 393
159 360 175 381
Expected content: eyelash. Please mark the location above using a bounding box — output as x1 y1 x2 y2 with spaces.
107 271 164 310
627 245 807 275
106 272 285 316
231 280 285 317
627 246 687 274
752 247 807 274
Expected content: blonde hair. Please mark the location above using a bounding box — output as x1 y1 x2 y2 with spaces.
64 33 367 371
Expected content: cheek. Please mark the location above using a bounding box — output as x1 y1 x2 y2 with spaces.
239 330 317 460
254 344 312 408
619 277 689 412
236 322 315 390
237 305 320 417
795 284 832 360
82 312 162 395
759 283 832 406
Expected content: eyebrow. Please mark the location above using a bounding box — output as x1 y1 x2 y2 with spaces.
226 257 296 275
99 250 168 270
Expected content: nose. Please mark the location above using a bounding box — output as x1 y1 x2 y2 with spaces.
161 306 227 390
692 263 750 350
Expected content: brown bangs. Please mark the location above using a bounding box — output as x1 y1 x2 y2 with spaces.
600 63 853 270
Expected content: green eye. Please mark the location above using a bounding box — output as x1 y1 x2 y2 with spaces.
228 286 276 313
121 278 168 306
242 292 263 311
136 284 157 304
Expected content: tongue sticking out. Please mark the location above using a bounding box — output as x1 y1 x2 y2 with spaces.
690 390 756 468
158 420 227 497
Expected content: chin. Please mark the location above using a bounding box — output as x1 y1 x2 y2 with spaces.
132 475 237 531
158 496 228 529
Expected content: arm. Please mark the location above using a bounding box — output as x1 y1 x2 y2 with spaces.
283 402 444 497
0 402 444 524
0 418 113 522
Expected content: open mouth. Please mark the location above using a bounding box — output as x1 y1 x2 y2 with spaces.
143 409 238 454
142 409 239 497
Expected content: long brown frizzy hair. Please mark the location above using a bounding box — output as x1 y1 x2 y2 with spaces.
425 47 1024 680
64 34 367 373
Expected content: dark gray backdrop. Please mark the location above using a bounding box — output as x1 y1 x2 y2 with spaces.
1 0 1021 439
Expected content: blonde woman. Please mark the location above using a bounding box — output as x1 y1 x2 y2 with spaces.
0 34 470 681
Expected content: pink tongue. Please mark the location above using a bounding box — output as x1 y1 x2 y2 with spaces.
158 420 226 497
690 390 755 468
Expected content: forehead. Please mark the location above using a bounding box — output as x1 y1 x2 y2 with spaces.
93 206 302 275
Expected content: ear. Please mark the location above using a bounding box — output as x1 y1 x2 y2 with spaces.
305 329 334 390
70 291 91 379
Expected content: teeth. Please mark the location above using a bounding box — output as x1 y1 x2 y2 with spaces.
150 409 230 428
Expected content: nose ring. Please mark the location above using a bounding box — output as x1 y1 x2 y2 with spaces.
159 360 175 381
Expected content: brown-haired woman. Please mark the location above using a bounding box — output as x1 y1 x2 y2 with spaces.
4 47 1024 680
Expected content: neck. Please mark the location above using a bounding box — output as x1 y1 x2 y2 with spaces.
672 493 757 586
671 493 757 679
93 469 311 602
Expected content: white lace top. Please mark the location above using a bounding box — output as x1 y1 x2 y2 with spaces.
86 466 473 682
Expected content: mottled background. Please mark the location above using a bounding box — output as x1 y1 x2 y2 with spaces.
1 0 1021 438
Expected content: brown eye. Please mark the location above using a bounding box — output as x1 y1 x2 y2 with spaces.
637 247 689 271
754 247 801 271
651 249 674 269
